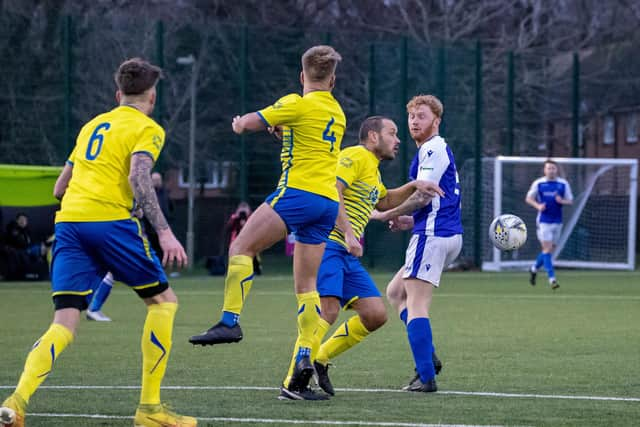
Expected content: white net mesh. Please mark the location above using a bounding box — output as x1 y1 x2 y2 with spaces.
460 157 637 270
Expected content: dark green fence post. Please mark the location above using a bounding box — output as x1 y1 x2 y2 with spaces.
63 15 72 158
572 52 580 158
154 21 165 126
366 43 377 268
154 20 165 171
324 32 332 46
437 47 446 134
239 25 249 202
399 37 409 266
507 51 514 156
474 41 483 268
368 44 376 115
400 37 408 183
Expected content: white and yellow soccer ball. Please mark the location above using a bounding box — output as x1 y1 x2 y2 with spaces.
489 214 527 251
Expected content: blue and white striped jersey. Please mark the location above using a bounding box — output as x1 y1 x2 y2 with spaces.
408 135 463 237
526 177 573 224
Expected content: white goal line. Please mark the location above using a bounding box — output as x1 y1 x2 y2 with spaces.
25 412 514 427
1 384 638 402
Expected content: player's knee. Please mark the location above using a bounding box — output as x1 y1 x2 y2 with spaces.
321 302 340 324
144 286 177 305
229 239 254 258
360 307 387 332
386 285 404 308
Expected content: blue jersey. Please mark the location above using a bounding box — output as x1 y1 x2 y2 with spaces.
527 177 573 224
409 135 463 237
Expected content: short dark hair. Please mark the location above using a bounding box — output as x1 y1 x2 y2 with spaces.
114 58 162 95
544 159 558 167
358 116 391 143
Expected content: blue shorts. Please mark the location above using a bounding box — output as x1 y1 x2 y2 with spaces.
316 240 381 307
265 187 338 245
51 219 167 297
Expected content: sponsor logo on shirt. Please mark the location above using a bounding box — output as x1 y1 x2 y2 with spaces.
340 157 353 168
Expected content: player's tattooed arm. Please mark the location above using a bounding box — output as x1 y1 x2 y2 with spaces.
129 153 169 232
371 186 434 223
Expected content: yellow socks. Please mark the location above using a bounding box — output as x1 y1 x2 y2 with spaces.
283 317 331 388
316 315 370 365
295 291 321 351
140 302 177 405
222 255 254 315
15 323 73 404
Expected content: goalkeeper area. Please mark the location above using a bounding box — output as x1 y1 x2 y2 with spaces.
1 271 639 426
474 157 638 271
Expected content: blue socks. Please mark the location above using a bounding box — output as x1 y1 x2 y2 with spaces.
400 308 408 325
407 317 435 382
534 253 545 270
542 253 555 279
88 274 114 312
220 311 239 327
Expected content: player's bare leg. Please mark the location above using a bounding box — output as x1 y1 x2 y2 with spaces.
189 203 286 346
386 267 407 315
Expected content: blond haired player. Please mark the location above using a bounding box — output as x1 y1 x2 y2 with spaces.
190 46 345 400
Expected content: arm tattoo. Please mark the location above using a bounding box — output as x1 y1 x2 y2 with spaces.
130 154 169 231
385 189 432 218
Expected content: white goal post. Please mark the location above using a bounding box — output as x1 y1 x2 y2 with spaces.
483 156 638 271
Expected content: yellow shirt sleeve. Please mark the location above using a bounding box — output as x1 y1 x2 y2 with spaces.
257 93 302 127
379 180 388 199
66 145 78 166
133 126 165 162
336 149 361 188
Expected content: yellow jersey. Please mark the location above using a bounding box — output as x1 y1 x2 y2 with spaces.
258 91 346 202
56 105 165 223
329 145 387 248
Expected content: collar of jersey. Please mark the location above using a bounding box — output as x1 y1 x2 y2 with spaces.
358 145 381 166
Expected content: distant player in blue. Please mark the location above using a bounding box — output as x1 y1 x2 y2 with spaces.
372 94 462 393
525 160 573 289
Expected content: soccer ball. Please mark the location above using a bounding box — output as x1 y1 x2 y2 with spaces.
489 214 527 251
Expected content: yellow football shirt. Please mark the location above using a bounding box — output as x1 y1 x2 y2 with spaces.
329 145 387 247
257 91 346 202
56 105 165 223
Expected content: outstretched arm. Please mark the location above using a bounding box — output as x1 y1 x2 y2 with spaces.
54 164 74 200
376 180 443 212
232 113 268 135
372 184 436 223
129 153 187 268
375 182 416 212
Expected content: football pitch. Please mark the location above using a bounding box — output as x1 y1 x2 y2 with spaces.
1 270 639 426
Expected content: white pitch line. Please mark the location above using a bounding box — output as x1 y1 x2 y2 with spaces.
27 413 508 427
2 385 638 402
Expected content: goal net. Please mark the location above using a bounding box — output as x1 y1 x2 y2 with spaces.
480 156 637 271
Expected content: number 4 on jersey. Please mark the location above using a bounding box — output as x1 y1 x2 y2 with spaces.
322 117 336 152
